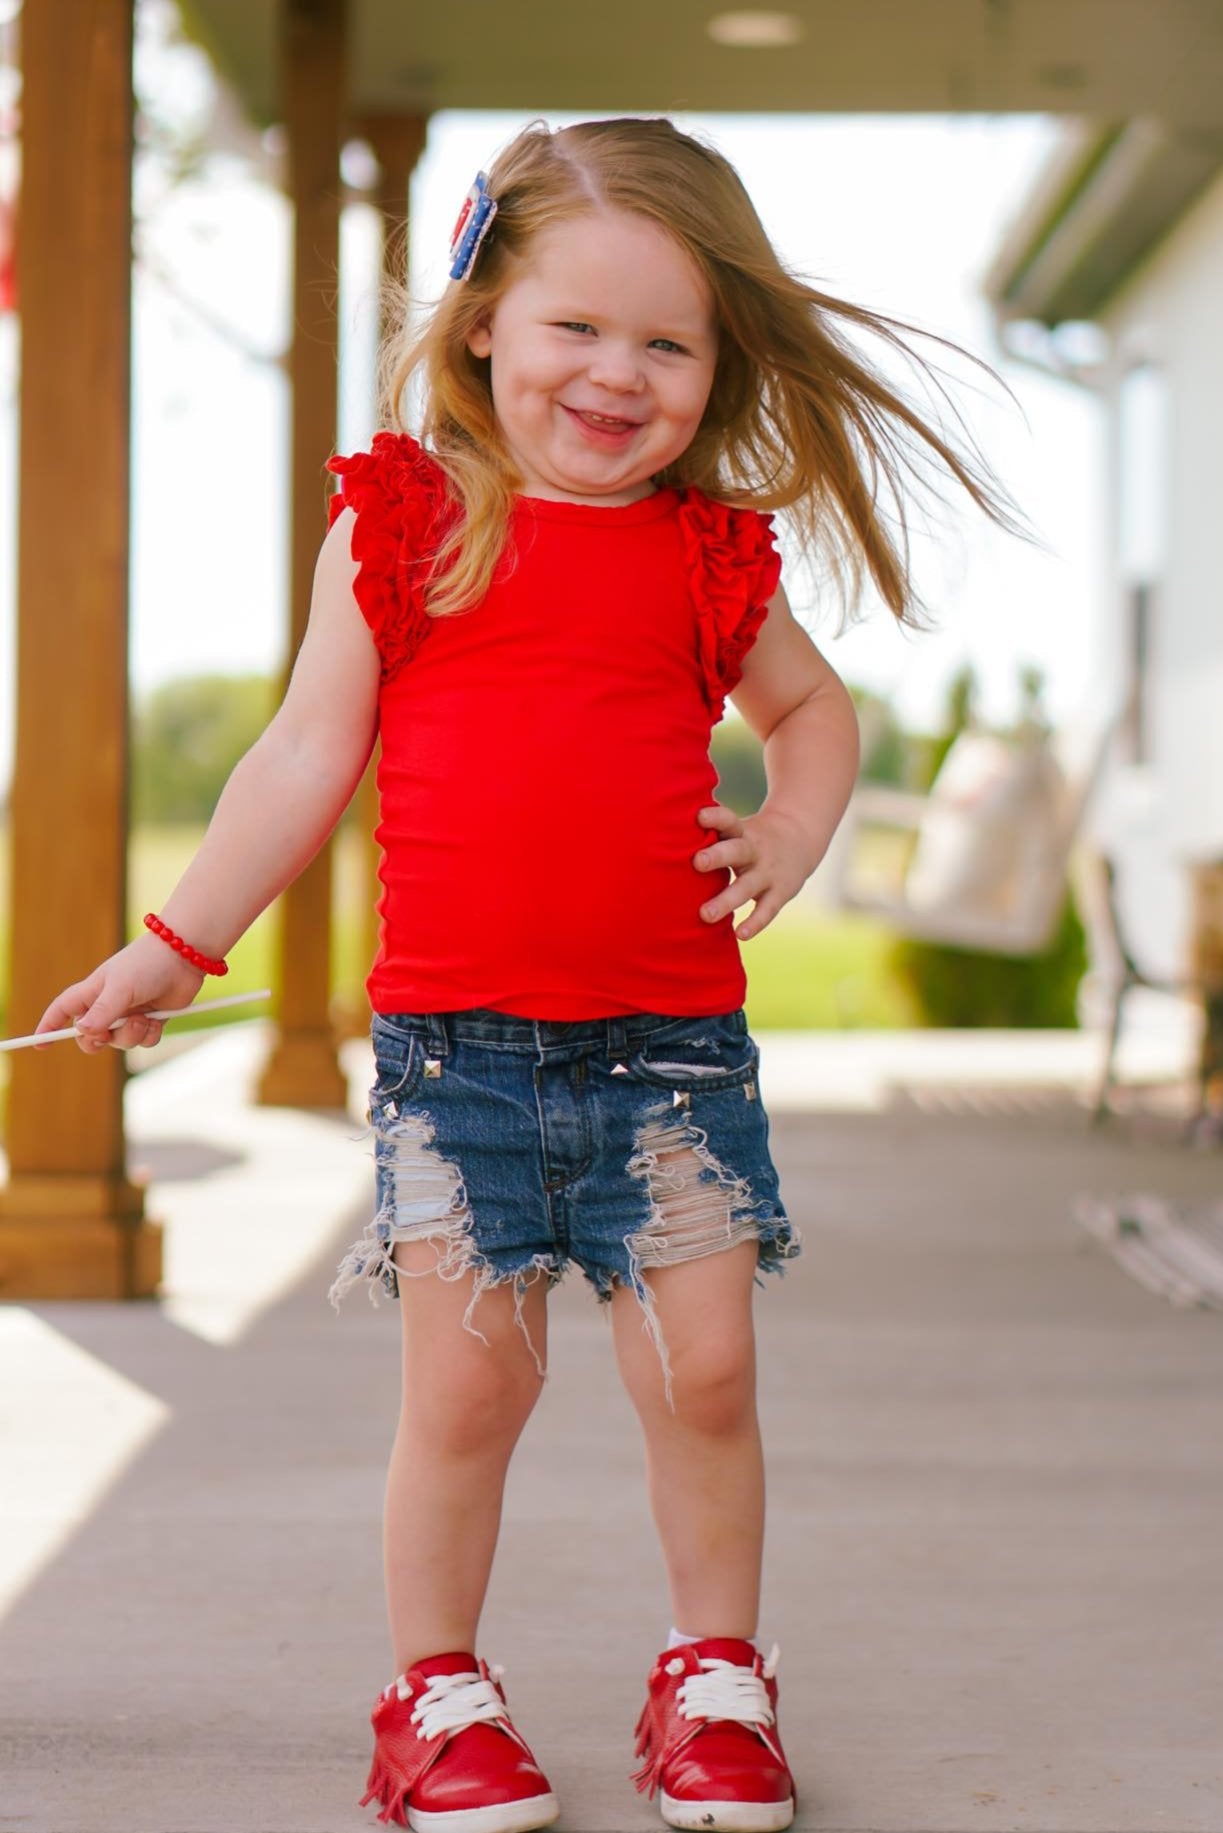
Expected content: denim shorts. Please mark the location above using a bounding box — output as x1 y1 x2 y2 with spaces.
328 1006 799 1382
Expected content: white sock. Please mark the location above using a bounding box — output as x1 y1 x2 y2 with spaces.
667 1626 759 1650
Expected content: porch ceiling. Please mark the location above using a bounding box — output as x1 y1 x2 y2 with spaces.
181 1 1223 130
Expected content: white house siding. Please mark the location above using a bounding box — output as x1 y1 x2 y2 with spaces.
1092 167 1223 976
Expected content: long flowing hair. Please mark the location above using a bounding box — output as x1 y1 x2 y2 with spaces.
381 117 1031 621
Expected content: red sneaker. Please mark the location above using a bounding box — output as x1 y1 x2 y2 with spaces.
360 1651 559 1833
632 1638 795 1832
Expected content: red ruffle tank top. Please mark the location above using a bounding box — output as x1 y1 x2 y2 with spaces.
327 433 781 1019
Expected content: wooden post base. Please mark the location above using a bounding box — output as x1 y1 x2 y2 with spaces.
0 1176 162 1298
256 1031 350 1109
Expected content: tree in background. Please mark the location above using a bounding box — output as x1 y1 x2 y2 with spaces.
850 686 910 787
132 674 272 823
709 684 911 818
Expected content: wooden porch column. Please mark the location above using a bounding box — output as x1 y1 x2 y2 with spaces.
360 114 428 341
0 0 161 1299
257 0 349 1108
334 113 428 1040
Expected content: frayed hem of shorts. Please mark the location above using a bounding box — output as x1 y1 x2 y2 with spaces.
327 1207 562 1379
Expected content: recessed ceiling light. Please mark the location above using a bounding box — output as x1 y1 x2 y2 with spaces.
708 11 805 49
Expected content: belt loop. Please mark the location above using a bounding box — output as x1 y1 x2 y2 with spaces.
606 1016 628 1061
425 1012 450 1057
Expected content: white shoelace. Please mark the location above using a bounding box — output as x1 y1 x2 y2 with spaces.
384 1666 511 1743
668 1644 781 1728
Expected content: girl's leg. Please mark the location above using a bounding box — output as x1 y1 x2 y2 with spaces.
609 1239 763 1637
384 1240 548 1672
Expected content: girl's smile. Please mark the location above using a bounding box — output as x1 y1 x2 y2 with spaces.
466 210 719 504
561 404 644 447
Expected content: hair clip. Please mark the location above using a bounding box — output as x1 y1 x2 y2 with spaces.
448 172 498 282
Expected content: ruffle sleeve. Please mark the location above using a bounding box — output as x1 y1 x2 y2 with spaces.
676 491 782 722
326 432 452 683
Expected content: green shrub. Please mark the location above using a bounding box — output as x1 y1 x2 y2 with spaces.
889 896 1088 1028
709 716 767 814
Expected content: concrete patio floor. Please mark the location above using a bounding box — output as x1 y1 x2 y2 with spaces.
3 1019 1222 1833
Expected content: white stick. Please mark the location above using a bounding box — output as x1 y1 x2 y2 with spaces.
0 989 273 1053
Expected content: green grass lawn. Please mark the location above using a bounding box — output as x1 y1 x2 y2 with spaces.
0 821 917 1045
744 901 918 1028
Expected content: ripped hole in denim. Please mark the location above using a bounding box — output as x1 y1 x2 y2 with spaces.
328 1110 473 1303
328 1109 553 1375
623 1101 766 1406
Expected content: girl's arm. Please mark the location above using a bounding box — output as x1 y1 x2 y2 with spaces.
694 583 861 940
37 507 379 1052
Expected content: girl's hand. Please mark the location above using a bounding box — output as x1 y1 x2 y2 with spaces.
693 803 818 941
35 933 206 1054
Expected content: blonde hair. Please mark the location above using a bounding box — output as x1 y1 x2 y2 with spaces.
382 117 1029 621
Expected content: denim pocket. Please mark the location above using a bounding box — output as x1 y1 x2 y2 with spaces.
369 1018 427 1105
629 1013 759 1093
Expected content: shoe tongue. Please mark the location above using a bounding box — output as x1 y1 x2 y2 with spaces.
411 1650 481 1681
689 1636 758 1667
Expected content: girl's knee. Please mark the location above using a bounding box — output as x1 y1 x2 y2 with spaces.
393 1244 548 1449
401 1335 544 1455
623 1306 756 1434
663 1329 757 1434
615 1240 758 1427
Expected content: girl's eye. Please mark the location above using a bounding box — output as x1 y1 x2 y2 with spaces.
557 321 595 335
649 338 688 355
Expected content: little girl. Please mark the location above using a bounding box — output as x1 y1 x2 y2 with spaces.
39 118 1022 1833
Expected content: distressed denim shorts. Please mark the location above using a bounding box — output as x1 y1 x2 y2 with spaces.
328 1007 799 1380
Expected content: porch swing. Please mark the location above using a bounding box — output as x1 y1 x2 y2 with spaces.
824 719 1115 956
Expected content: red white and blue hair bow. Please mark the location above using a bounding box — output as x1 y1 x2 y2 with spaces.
449 172 498 282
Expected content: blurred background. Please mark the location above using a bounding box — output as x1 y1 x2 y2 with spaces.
1 0 1220 1054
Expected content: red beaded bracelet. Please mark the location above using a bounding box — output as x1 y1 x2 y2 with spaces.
143 913 229 977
